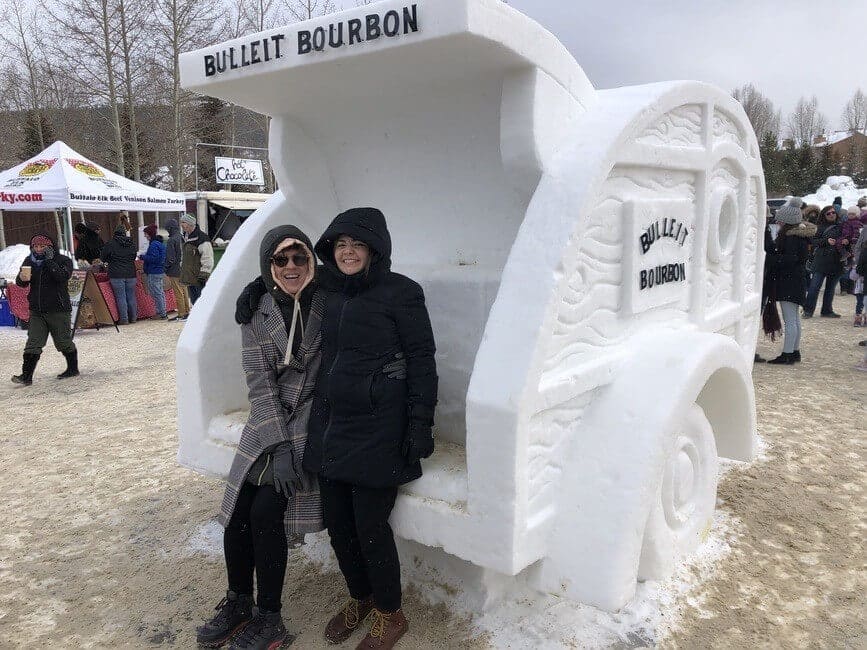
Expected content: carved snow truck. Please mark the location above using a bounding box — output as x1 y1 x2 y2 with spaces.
177 0 762 611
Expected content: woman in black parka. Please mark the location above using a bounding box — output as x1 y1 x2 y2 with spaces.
764 202 816 364
305 207 437 650
803 206 844 318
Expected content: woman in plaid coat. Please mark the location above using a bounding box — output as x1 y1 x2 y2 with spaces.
197 225 325 650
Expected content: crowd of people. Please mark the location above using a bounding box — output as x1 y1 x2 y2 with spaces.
9 212 214 385
760 195 867 371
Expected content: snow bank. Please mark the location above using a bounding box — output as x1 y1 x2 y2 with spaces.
802 176 867 208
0 244 31 280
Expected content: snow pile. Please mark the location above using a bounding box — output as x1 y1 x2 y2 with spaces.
802 176 867 208
0 244 31 280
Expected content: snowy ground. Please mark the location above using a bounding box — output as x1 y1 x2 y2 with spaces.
0 296 864 648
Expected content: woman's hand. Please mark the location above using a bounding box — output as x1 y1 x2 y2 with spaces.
402 420 434 465
828 238 836 245
272 443 300 498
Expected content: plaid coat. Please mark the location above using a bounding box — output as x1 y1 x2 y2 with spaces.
218 290 325 535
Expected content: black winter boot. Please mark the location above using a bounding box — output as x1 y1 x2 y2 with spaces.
57 350 80 379
228 608 293 650
768 352 795 365
196 591 254 648
791 350 801 363
11 353 40 385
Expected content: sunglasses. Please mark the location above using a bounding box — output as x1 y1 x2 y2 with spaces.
270 253 309 268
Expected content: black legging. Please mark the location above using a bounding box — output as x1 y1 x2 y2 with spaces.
319 476 401 612
224 482 288 612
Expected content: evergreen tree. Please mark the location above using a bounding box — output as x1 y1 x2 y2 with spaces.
793 145 815 195
18 109 55 159
759 131 785 194
190 96 227 191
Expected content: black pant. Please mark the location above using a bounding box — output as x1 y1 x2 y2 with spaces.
319 476 401 612
224 482 288 612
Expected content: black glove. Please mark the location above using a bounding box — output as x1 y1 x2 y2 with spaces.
401 419 434 465
235 277 268 325
272 443 301 498
382 352 407 379
44 246 55 260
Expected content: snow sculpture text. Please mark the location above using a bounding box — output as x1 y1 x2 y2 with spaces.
177 0 761 611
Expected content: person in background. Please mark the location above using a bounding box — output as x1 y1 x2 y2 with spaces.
802 204 821 225
832 196 845 221
853 224 867 327
196 226 324 650
840 206 864 296
11 234 79 385
164 218 190 322
140 224 167 320
101 223 139 325
803 206 843 318
179 213 214 306
73 221 105 266
764 202 816 364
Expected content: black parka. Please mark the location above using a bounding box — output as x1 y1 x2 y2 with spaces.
100 233 138 279
73 223 105 263
303 208 438 488
15 233 74 314
765 221 816 305
811 220 844 276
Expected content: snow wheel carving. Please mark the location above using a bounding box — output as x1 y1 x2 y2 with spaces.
638 403 720 580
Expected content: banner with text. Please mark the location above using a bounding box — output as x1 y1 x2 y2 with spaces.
214 157 265 186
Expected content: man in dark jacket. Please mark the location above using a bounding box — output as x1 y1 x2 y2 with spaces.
12 233 79 385
164 218 189 320
101 224 139 324
73 221 105 265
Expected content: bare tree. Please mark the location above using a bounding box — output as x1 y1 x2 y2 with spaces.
152 0 222 190
841 89 867 133
732 83 781 141
49 0 126 174
0 0 50 150
785 96 828 147
284 0 336 21
116 0 154 181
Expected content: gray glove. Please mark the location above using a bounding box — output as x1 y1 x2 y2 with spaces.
44 245 55 260
382 352 407 379
272 443 300 498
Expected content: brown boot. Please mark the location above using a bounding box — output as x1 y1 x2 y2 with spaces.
355 608 407 650
325 596 374 644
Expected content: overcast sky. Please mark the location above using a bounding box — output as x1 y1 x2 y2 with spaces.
340 0 867 132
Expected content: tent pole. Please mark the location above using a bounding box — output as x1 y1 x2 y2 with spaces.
0 210 6 249
53 209 63 249
64 207 76 266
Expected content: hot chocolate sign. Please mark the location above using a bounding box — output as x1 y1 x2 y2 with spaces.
622 199 693 315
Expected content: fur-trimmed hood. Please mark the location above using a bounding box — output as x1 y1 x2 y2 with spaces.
784 221 817 238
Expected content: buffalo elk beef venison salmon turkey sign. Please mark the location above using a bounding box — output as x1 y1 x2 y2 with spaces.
177 0 763 613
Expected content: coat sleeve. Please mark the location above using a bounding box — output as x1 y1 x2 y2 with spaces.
241 322 291 449
772 236 807 271
199 241 214 275
393 280 438 423
100 242 113 266
45 255 73 283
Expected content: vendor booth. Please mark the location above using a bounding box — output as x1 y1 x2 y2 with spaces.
0 141 185 252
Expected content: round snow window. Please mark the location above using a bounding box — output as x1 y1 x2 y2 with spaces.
717 195 737 256
707 190 738 263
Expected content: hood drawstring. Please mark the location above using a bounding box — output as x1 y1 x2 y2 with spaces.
284 296 305 365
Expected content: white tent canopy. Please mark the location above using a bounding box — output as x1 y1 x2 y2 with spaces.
0 141 185 252
0 141 185 212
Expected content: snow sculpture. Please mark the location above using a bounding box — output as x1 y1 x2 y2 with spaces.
177 0 761 611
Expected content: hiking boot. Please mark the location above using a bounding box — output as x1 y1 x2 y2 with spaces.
325 597 374 644
57 351 80 379
801 310 813 318
819 312 841 318
767 352 795 365
11 353 39 386
753 353 766 363
228 608 293 650
196 591 253 648
791 350 801 363
355 608 407 650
